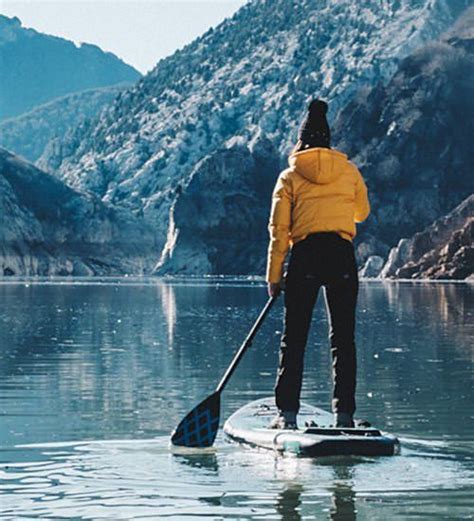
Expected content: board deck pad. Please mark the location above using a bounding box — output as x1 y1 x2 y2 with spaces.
223 397 399 457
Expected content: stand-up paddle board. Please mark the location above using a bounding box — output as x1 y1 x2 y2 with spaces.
224 398 399 457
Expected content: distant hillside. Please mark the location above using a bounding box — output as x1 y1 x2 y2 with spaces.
0 148 157 276
333 6 474 263
0 15 140 120
0 86 125 162
38 0 469 251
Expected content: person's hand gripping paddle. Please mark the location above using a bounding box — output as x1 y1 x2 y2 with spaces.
170 295 278 448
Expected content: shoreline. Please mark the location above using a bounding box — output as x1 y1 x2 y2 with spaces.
0 276 472 286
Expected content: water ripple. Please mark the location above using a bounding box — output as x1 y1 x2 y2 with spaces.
1 435 473 520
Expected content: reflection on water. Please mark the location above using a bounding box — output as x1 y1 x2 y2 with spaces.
328 466 357 521
160 283 177 349
276 484 304 520
3 437 471 519
0 279 473 519
175 451 219 473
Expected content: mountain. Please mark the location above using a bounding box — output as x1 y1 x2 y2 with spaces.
0 86 125 162
38 0 470 273
157 2 474 280
0 148 158 276
38 0 469 242
0 15 140 120
332 5 474 265
379 195 473 280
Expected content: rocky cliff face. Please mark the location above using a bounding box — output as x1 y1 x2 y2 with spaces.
155 136 279 275
0 86 125 162
380 195 473 280
0 149 157 276
333 6 474 265
0 15 140 120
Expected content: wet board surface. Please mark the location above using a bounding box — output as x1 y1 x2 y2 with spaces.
223 397 399 457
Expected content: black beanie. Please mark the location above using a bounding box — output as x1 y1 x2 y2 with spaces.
298 99 331 149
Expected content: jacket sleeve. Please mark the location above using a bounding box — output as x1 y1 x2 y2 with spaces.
354 169 370 223
266 172 293 283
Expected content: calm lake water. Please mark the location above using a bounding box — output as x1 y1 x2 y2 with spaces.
0 279 473 520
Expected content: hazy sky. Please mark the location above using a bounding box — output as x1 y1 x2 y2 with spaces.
1 0 248 73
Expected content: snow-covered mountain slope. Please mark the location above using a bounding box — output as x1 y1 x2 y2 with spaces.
39 0 470 235
0 15 140 120
0 149 157 276
0 86 125 162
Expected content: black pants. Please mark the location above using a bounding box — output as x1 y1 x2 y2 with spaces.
275 232 359 415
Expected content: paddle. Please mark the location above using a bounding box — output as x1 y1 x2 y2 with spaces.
170 295 278 447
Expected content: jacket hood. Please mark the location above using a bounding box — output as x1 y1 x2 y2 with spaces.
288 148 348 184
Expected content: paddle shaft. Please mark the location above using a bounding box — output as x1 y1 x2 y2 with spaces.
215 295 277 394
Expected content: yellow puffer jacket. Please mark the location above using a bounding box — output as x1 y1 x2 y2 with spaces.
266 147 370 283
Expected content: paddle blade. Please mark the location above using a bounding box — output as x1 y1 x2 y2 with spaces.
170 392 221 447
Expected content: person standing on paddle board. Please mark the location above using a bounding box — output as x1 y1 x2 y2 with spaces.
266 99 370 429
